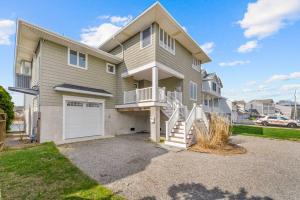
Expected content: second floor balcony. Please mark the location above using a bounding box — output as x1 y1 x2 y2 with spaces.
124 87 166 104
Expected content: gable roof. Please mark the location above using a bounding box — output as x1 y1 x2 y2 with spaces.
202 70 223 87
99 2 211 64
14 20 123 77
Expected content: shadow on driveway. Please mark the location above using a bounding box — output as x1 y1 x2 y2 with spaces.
141 183 273 200
59 133 168 185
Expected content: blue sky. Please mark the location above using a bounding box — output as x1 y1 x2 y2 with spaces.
1 0 300 106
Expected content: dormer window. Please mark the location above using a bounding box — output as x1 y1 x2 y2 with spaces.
159 27 175 55
140 26 152 49
192 57 201 72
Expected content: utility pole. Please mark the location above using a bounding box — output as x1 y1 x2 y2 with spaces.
294 90 297 120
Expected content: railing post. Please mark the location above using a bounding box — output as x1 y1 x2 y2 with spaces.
152 66 158 102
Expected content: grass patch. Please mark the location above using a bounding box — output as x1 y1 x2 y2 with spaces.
0 142 123 200
232 125 300 141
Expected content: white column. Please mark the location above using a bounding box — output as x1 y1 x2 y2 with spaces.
150 106 160 142
152 66 158 102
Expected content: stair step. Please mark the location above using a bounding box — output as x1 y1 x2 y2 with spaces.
164 141 187 148
173 133 184 138
169 136 185 143
171 129 185 134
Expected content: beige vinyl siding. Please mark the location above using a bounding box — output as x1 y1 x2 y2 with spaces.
39 40 116 109
154 24 202 109
110 23 156 104
110 23 156 71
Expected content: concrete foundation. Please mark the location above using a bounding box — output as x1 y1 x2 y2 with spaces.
39 106 150 144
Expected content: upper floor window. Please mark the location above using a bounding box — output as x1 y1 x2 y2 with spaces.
68 48 87 69
159 27 175 55
189 81 197 101
192 57 201 72
212 82 217 92
140 26 152 49
218 87 221 94
106 63 116 74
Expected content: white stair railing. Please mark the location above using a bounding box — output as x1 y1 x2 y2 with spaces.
197 105 210 131
184 104 197 144
165 106 179 141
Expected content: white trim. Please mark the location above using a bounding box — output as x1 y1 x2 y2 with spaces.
18 20 122 64
189 81 197 101
62 95 105 140
54 87 113 97
159 26 176 55
121 61 184 79
140 25 152 49
68 48 88 70
106 63 116 74
115 101 167 109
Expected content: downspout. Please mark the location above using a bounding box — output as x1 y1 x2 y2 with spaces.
113 37 124 60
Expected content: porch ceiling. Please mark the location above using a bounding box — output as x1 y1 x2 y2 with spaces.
131 68 173 81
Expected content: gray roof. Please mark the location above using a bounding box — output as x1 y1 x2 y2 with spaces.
53 83 112 95
249 99 274 104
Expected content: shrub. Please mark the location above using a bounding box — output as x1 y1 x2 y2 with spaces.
195 114 231 149
232 125 263 135
0 86 14 130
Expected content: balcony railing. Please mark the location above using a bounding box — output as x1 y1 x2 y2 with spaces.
15 74 31 89
124 87 166 104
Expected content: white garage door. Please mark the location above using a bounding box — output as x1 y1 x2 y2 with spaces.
64 100 104 139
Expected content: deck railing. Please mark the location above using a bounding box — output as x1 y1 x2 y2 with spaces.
15 74 31 88
124 87 166 104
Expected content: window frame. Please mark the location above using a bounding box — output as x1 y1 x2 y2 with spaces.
212 82 217 92
106 63 116 75
140 25 152 49
192 57 201 72
189 81 198 101
68 48 88 70
159 26 176 55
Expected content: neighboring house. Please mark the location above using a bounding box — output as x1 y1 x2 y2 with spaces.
232 100 246 112
201 70 231 116
9 2 212 148
246 99 275 116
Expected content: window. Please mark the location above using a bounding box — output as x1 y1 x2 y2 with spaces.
159 26 175 55
192 57 201 72
68 48 87 69
140 26 152 48
218 87 221 94
204 99 208 106
212 82 217 92
67 101 83 107
189 81 197 101
106 63 116 74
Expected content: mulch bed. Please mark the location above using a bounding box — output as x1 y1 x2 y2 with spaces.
189 143 247 155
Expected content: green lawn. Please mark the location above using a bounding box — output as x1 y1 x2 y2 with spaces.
232 125 300 141
0 143 124 200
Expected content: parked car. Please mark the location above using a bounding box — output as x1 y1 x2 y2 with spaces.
255 116 300 128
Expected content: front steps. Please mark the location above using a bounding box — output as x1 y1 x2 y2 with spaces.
164 119 207 148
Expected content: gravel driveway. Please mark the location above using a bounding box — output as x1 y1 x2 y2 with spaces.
59 134 300 200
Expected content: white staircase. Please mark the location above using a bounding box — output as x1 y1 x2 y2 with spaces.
164 103 209 149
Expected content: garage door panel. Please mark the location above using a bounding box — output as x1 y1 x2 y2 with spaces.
64 100 104 139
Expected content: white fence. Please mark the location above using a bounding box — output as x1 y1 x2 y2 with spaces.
124 87 166 104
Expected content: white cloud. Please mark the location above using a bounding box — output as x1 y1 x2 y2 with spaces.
0 19 15 45
280 84 300 91
200 42 215 54
80 23 121 47
97 15 133 26
80 15 133 47
239 0 300 39
266 72 300 83
245 80 257 86
237 40 258 53
219 60 250 67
